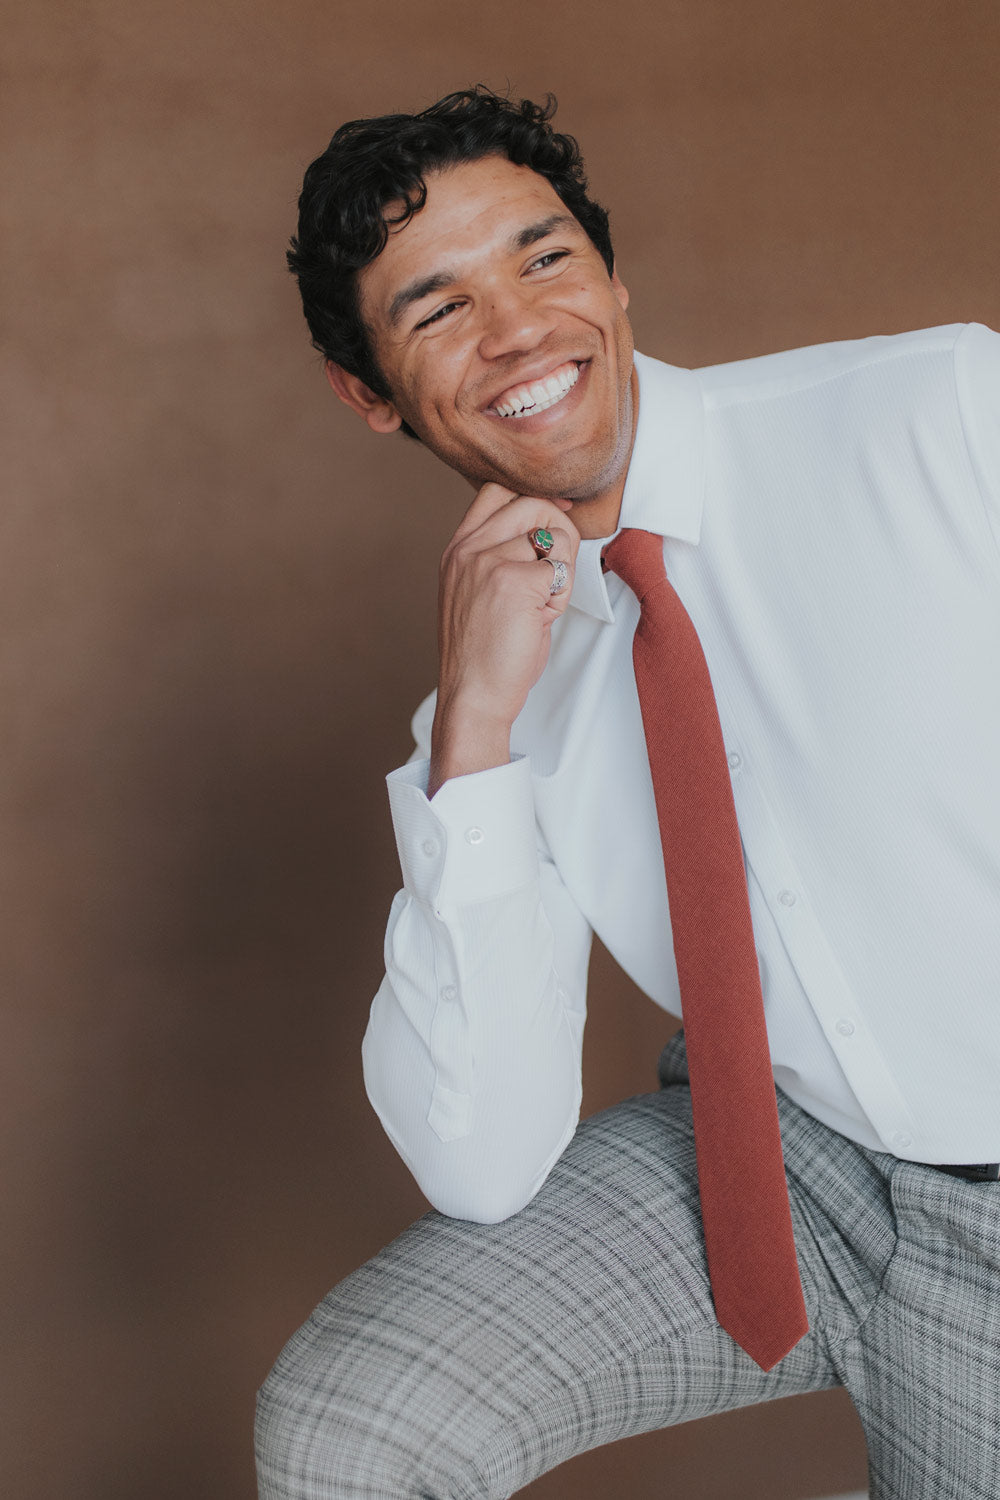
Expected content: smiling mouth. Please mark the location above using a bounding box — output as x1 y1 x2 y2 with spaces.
490 360 581 419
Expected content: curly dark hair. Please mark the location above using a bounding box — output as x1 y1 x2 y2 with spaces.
287 87 614 437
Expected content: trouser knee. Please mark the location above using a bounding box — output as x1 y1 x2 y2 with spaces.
255 1355 331 1500
254 1349 397 1500
254 1320 488 1500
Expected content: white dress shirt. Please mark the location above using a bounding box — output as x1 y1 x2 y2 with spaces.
363 323 1000 1224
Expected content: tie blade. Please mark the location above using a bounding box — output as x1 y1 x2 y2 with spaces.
718 1297 810 1373
699 1140 809 1372
606 526 810 1371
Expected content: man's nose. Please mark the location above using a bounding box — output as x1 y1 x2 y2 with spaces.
476 285 556 361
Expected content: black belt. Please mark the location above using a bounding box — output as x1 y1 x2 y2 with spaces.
930 1162 1000 1183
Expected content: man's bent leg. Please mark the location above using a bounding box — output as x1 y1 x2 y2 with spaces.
256 1069 858 1500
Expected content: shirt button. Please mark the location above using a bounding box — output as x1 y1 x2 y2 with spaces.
441 985 457 1002
727 751 742 771
465 827 484 846
891 1131 913 1152
778 889 797 907
835 1018 856 1038
421 838 439 858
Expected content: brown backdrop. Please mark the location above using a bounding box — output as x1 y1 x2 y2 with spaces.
3 2 999 1496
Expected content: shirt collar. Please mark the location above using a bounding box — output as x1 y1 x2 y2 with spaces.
570 351 706 622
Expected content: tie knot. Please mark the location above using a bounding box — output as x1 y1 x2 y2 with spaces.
602 528 667 603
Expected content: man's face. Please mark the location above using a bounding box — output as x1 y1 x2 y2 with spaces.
355 155 637 527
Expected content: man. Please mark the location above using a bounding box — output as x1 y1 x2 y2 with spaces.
256 87 1000 1498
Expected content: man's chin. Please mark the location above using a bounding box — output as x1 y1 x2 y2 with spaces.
476 453 591 503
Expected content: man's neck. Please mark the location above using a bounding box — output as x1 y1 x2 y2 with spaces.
562 363 639 540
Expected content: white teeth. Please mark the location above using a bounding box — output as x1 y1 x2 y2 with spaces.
494 362 580 418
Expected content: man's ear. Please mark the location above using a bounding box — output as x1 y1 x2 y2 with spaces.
610 266 629 312
325 362 403 435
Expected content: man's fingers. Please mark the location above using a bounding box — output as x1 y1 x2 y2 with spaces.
482 547 574 612
452 529 576 591
451 485 579 551
535 555 574 613
515 522 577 566
455 504 580 566
452 482 519 540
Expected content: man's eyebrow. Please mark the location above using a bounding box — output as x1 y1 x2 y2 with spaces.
509 212 579 253
387 270 459 331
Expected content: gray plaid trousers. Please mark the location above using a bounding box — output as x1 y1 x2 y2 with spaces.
256 1037 1000 1498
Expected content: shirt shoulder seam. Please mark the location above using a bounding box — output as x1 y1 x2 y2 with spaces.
700 326 967 412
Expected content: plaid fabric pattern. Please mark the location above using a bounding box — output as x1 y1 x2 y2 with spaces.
256 1037 1000 1499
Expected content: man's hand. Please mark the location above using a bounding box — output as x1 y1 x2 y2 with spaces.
428 483 580 798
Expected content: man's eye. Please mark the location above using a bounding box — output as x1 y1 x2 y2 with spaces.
416 302 460 329
529 250 569 272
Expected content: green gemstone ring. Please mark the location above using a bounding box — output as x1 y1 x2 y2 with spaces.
529 527 554 558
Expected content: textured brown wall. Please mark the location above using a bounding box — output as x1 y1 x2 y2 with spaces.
3 2 999 1496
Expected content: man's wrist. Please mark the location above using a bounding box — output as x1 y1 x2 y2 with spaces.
428 699 513 799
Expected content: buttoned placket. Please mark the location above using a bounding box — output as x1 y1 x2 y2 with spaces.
711 705 920 1154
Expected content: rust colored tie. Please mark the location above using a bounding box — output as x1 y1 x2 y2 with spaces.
603 527 808 1372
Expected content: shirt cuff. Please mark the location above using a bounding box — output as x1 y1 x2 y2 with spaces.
386 756 538 908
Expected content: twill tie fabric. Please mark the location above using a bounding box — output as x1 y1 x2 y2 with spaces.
603 527 808 1372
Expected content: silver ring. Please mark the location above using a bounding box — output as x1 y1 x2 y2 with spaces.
544 558 569 594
